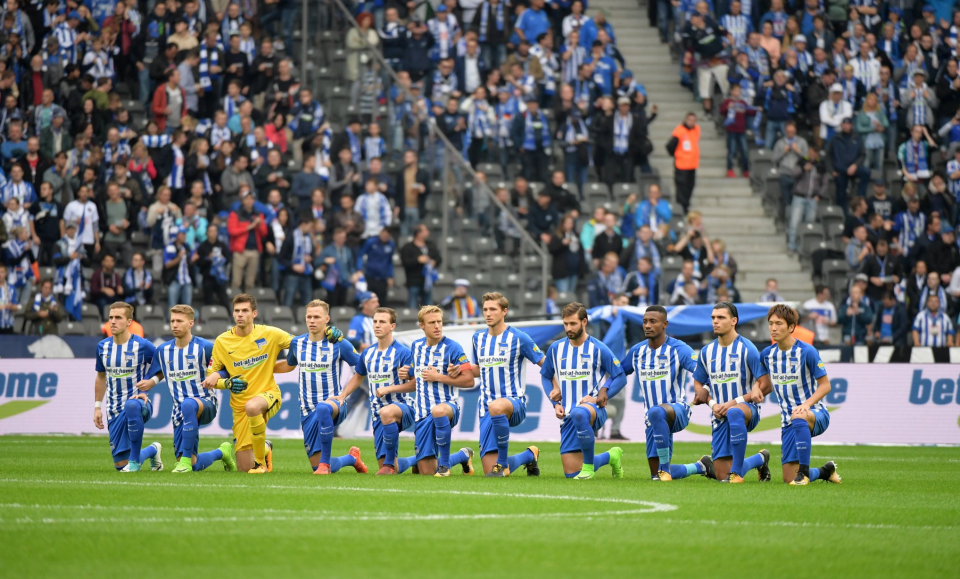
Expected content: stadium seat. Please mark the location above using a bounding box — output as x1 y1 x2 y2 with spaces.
503 273 522 290
477 163 502 178
397 308 418 324
799 224 825 259
262 305 295 325
612 182 639 202
200 305 229 323
141 319 165 338
556 291 577 304
584 182 611 201
61 322 85 335
331 306 354 325
80 303 98 320
140 304 165 321
472 237 494 270
386 286 407 306
251 288 278 304
818 205 845 234
822 260 851 292
824 221 846 242
444 236 463 253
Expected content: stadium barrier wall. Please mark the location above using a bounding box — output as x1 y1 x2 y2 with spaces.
1 358 958 445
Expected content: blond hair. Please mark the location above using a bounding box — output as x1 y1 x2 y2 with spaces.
417 305 443 324
305 299 330 314
169 304 196 320
109 302 134 320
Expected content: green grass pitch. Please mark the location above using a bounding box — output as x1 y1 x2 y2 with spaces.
1 436 958 578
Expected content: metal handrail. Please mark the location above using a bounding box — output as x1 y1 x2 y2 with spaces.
323 0 551 308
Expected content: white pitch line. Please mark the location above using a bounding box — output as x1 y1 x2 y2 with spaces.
810 455 960 463
657 518 959 533
0 478 676 510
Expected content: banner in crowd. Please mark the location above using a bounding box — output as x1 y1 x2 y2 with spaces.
1 359 957 446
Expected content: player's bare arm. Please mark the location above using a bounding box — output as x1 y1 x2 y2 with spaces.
274 360 296 373
376 379 416 398
93 372 107 430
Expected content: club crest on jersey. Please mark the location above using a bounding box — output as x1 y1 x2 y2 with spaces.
255 338 267 350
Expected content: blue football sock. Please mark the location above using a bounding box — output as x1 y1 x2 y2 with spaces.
449 449 467 466
397 455 416 474
330 453 357 473
383 422 400 467
648 406 672 471
571 407 595 465
434 415 451 468
594 451 610 470
669 463 698 480
139 444 157 461
123 398 145 464
727 407 747 476
491 414 510 465
316 404 335 465
180 398 200 462
507 448 535 473
742 452 764 473
792 418 812 471
564 471 579 478
192 448 222 471
810 467 822 481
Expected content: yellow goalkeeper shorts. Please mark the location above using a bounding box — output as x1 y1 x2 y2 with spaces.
232 387 282 451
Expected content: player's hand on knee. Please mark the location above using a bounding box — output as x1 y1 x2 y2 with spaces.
579 395 597 406
133 393 149 403
596 390 608 408
325 326 344 343
227 375 249 394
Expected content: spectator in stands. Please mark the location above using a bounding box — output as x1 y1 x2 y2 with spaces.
683 8 729 115
163 227 196 309
319 227 360 306
579 206 606 255
772 121 809 217
123 252 154 309
863 238 903 303
897 124 936 186
255 150 292 203
544 170 580 217
591 211 623 268
760 278 785 302
100 182 132 266
546 213 584 293
856 92 889 171
669 259 701 303
62 183 99 259
220 153 254 202
511 96 551 183
355 177 392 241
872 290 908 346
528 189 559 239
560 106 590 195
196 224 230 308
440 279 479 323
803 285 837 345
622 255 659 307
892 196 926 257
902 70 937 130
846 223 873 269
912 293 955 346
278 211 316 308
358 227 396 302
24 277 63 334
90 254 124 319
761 71 798 149
29 182 61 266
152 68 186 134
819 83 852 143
828 117 871 211
633 184 672 243
720 83 754 178
228 191 267 291
787 148 828 255
332 195 365 249
586 252 624 307
401 224 441 308
667 112 700 214
673 279 700 305
0 263 15 333
395 149 429 237
839 283 874 345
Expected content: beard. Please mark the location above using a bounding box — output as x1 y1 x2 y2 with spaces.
566 326 584 341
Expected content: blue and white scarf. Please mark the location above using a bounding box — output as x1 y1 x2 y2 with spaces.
347 127 361 165
613 112 632 154
468 100 492 140
522 111 550 151
55 234 84 320
0 282 14 328
292 227 313 275
363 136 386 163
199 44 220 92
239 36 256 65
561 42 585 84
209 246 230 283
427 15 458 61
902 140 929 175
222 94 245 118
222 14 244 36
478 1 504 42
721 14 750 48
876 83 898 121
564 117 587 152
422 260 438 291
495 97 519 146
2 239 32 290
123 268 153 305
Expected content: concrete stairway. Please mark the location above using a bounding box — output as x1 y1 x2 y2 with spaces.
593 0 811 302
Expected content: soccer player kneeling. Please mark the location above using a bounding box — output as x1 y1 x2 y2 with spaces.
761 305 841 485
621 305 714 481
692 302 772 483
339 307 417 475
540 303 626 480
275 300 367 475
135 305 236 473
399 305 477 477
93 302 162 472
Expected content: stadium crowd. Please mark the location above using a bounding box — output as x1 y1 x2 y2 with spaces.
0 0 956 350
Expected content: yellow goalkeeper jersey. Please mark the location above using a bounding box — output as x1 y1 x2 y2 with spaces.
211 324 293 407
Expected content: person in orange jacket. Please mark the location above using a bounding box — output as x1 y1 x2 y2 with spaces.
666 112 700 214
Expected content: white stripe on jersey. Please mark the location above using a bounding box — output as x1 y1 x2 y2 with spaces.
359 341 413 420
629 338 690 410
473 327 533 417
913 310 954 347
154 337 217 426
292 336 347 418
98 337 152 421
697 336 761 426
412 337 461 421
763 341 826 428
550 337 606 417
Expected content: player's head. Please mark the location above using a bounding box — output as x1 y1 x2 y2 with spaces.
481 292 509 328
232 293 258 328
561 302 588 341
304 299 330 335
373 307 397 338
169 304 195 338
418 305 444 340
642 305 668 340
766 303 798 343
107 302 134 336
711 301 739 337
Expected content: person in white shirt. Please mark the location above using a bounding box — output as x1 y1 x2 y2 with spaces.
355 178 392 239
851 41 880 92
819 83 853 141
62 184 100 257
802 285 838 344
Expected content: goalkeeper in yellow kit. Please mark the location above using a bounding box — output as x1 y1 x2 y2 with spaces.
202 293 294 474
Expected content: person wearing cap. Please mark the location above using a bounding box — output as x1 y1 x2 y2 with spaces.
897 124 936 184
346 291 380 351
826 115 871 210
163 227 196 310
818 81 851 142
426 2 460 63
903 67 938 129
511 95 551 183
439 279 478 323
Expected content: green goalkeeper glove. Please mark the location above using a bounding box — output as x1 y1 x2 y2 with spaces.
325 326 343 343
